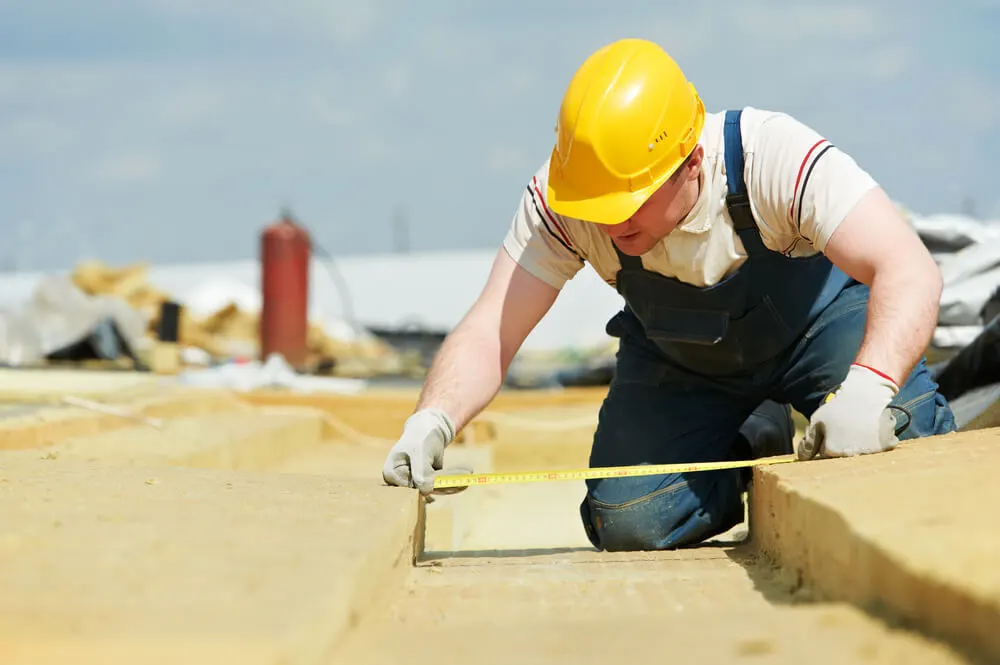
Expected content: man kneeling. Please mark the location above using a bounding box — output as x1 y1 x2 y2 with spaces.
381 38 956 550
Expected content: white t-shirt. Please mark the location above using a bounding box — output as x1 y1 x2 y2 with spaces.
503 106 879 290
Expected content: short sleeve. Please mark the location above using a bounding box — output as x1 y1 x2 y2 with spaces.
747 112 879 253
502 161 585 289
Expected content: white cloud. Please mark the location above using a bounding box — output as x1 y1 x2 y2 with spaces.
0 61 125 106
140 0 207 18
327 1 382 45
355 132 395 164
306 72 364 129
154 84 231 129
415 22 489 65
485 145 533 174
312 97 358 128
478 66 540 105
949 75 1000 132
868 44 914 80
380 61 412 100
732 4 881 45
141 0 385 46
0 115 75 159
625 15 718 60
91 152 162 185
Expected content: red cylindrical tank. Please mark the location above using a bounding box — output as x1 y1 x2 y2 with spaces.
260 212 311 370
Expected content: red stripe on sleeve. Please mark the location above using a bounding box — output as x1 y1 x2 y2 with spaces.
787 139 828 219
532 177 573 248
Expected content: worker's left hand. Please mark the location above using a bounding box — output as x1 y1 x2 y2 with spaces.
382 408 456 494
797 363 900 460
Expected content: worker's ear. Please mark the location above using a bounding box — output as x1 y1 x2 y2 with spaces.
683 145 705 180
670 144 704 184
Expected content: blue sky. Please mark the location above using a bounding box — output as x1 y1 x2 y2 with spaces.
1 0 997 271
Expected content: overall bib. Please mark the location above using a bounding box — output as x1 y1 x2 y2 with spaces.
580 109 956 551
608 109 851 378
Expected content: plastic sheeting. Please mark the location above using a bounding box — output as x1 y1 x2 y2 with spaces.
939 267 1000 326
177 353 367 394
936 238 1000 327
910 214 1000 348
910 213 1000 255
0 275 147 367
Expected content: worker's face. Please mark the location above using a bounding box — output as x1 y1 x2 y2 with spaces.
599 146 704 256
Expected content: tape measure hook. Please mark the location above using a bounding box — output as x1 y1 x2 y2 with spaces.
430 465 475 495
429 484 468 496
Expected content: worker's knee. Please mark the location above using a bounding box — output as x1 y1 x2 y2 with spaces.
579 472 745 551
892 358 957 439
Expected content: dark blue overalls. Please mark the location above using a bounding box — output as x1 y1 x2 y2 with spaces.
579 109 956 551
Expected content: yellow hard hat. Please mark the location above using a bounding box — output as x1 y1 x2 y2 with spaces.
546 38 705 225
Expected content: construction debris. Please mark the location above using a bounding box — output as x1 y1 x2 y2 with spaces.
67 260 419 378
0 273 146 368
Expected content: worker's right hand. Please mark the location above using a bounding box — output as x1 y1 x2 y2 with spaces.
382 408 456 494
797 363 899 460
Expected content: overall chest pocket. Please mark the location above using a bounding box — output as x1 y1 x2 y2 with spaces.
644 307 730 346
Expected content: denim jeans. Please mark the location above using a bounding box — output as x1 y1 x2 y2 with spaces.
580 282 957 551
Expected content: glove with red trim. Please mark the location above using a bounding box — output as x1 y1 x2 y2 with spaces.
797 363 900 460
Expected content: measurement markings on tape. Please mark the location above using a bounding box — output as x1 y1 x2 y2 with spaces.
432 455 797 489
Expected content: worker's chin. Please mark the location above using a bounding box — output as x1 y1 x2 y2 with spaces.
612 234 652 256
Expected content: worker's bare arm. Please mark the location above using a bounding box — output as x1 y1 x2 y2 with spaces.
414 246 560 430
823 185 942 385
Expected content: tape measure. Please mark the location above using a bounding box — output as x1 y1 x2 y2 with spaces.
432 454 797 491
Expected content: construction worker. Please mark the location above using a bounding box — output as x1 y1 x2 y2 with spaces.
382 38 957 551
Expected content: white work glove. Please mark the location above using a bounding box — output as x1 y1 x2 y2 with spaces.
382 409 456 494
797 364 900 460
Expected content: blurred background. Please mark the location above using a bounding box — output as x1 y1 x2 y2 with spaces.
0 0 997 400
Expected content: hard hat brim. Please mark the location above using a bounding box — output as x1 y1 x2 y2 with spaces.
546 153 678 226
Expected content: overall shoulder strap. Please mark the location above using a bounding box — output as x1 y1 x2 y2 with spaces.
723 109 757 233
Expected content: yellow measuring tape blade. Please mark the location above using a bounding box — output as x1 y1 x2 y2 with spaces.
432 454 797 489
